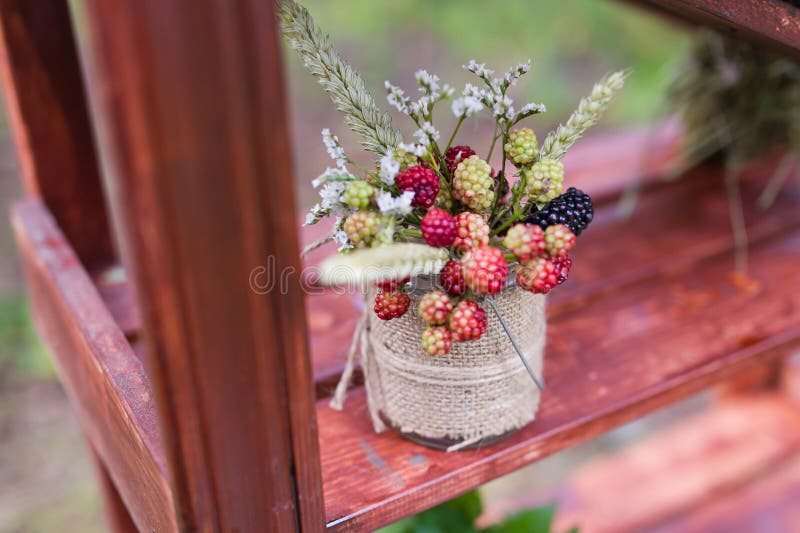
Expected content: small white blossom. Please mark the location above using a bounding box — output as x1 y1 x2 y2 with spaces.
312 167 351 188
464 60 494 79
376 190 415 216
520 102 547 115
385 81 411 114
398 142 427 158
321 129 347 168
304 205 321 226
319 181 346 208
451 96 484 118
415 69 441 96
422 122 440 142
503 61 531 87
379 151 401 185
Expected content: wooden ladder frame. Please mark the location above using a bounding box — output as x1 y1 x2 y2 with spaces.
2 1 800 531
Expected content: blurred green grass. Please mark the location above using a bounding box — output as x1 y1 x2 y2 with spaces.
0 296 54 382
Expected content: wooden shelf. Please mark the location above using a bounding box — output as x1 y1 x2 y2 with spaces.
481 391 800 532
13 127 800 531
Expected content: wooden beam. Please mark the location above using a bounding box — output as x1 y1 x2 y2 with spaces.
635 0 800 60
11 199 175 531
0 0 114 266
78 0 324 530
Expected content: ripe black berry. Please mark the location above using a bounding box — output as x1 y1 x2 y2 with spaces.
525 187 594 236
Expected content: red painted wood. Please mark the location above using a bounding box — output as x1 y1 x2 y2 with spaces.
483 393 800 531
317 228 800 530
0 0 114 266
636 0 800 60
11 198 175 531
89 445 139 533
79 0 324 529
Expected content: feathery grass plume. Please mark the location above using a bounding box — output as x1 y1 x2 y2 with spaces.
540 70 627 161
318 243 449 287
279 0 402 155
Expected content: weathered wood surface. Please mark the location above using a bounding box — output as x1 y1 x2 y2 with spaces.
646 454 800 533
317 222 800 530
80 0 324 529
482 393 800 532
11 199 175 531
0 0 113 266
637 0 800 61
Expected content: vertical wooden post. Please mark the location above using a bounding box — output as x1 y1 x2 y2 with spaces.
80 0 324 530
0 0 114 267
88 445 138 533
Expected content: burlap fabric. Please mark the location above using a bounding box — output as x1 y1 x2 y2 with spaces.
331 288 546 452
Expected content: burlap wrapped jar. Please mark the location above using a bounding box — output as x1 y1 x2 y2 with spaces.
331 284 546 452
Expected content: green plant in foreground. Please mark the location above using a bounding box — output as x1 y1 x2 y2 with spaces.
378 490 576 533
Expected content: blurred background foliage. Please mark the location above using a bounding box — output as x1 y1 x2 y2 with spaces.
287 0 689 208
0 1 690 531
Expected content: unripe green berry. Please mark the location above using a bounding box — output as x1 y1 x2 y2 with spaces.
504 128 538 166
343 211 384 247
452 155 495 211
342 181 375 209
525 158 564 205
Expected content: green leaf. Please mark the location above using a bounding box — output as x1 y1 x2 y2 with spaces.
484 504 556 533
377 490 483 533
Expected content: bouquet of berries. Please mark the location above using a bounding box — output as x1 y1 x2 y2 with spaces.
282 1 624 358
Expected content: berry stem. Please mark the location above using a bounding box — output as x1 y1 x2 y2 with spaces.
402 228 423 239
486 124 500 160
444 116 466 155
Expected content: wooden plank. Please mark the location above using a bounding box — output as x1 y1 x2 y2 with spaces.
89 445 139 533
79 0 324 530
0 0 113 266
11 198 175 532
636 0 800 61
317 227 800 531
482 393 800 532
645 456 800 532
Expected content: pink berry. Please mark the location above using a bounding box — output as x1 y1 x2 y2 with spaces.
453 212 490 253
439 259 466 296
461 246 509 296
417 290 453 325
396 165 440 208
444 145 476 175
421 208 457 247
422 326 452 356
448 300 488 342
374 290 411 320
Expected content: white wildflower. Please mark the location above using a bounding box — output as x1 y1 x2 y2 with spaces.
385 81 411 114
451 95 484 118
415 69 441 96
464 60 494 79
376 190 415 216
319 181 346 208
379 151 401 185
520 102 547 115
321 129 347 168
421 122 440 142
312 167 351 188
503 61 531 87
398 142 427 158
304 205 322 226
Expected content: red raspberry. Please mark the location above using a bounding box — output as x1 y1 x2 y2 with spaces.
375 277 409 291
544 224 576 257
396 165 440 209
417 290 453 325
453 212 490 253
515 257 560 294
374 290 410 320
421 208 457 247
461 246 509 296
448 300 488 342
502 223 545 263
554 256 572 285
444 145 477 175
439 259 466 295
421 326 452 356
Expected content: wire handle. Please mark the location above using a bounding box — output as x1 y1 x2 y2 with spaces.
483 296 546 392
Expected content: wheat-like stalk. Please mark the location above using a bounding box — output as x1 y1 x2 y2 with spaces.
279 0 402 155
318 243 449 286
540 70 627 161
